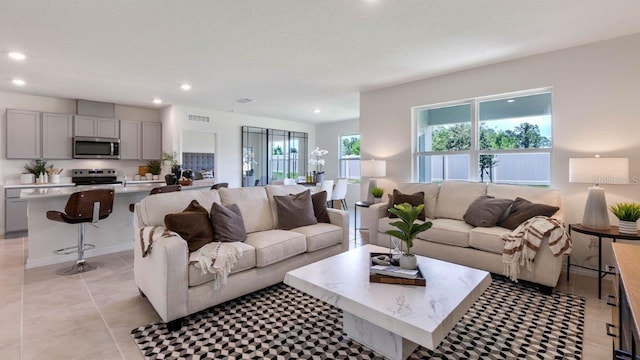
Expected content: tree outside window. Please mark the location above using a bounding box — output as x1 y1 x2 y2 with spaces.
340 134 360 182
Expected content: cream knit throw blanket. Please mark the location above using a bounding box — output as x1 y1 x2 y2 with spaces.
502 216 572 282
192 242 244 290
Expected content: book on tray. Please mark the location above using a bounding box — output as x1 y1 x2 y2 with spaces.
370 265 419 279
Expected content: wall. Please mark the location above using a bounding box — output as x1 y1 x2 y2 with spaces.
316 118 360 207
0 91 160 234
360 33 640 272
167 105 316 187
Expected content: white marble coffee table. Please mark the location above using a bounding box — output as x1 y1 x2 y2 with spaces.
284 244 491 360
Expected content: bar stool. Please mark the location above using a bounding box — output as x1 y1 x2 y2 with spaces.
211 182 229 190
47 189 114 275
129 185 182 212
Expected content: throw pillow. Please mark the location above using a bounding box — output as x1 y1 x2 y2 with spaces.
311 190 331 223
274 190 318 230
388 189 426 220
498 197 560 230
164 200 214 252
463 195 514 227
210 203 247 242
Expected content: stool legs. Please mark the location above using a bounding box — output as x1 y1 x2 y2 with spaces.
56 223 97 275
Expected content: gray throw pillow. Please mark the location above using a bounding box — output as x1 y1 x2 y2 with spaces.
311 190 331 223
463 195 513 227
388 189 426 220
274 190 318 230
210 203 247 242
497 197 560 230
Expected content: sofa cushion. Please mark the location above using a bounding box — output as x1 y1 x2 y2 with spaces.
417 218 472 248
311 191 331 223
219 187 273 233
463 195 513 227
139 190 221 227
388 189 425 220
274 190 318 230
164 200 214 252
264 185 309 228
244 230 307 267
435 181 487 220
397 183 440 219
469 227 511 255
210 203 247 242
497 197 560 230
290 223 343 252
187 242 256 287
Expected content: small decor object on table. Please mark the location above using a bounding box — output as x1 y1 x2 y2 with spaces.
370 187 384 203
609 202 640 234
386 203 432 270
309 147 328 184
369 252 426 286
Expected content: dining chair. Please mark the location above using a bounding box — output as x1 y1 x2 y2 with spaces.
331 178 348 210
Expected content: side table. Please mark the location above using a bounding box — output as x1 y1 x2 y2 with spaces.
354 201 371 247
567 223 640 299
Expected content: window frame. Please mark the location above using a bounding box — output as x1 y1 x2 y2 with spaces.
339 133 360 182
413 88 553 185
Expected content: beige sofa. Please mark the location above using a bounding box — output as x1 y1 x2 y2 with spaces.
362 181 565 288
133 185 349 327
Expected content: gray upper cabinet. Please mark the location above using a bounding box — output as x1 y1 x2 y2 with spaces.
74 115 120 138
42 112 73 159
142 122 162 160
6 109 40 159
119 120 141 160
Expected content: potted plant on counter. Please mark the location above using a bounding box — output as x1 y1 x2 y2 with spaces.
610 202 640 234
162 152 182 185
385 203 432 269
24 159 53 183
147 160 162 180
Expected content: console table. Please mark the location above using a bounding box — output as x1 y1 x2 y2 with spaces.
567 223 640 299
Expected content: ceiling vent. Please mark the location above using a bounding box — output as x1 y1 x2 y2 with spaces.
188 114 210 123
237 98 255 104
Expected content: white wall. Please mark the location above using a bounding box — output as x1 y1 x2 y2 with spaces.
316 118 360 207
167 105 316 188
360 33 640 271
0 91 160 234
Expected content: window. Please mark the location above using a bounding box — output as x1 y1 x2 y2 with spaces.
415 89 552 185
339 134 360 181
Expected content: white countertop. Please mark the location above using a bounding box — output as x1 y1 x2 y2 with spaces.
5 183 76 189
20 183 211 199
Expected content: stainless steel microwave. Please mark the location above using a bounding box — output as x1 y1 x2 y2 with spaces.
73 136 120 159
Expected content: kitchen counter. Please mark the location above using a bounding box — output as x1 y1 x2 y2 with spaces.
4 183 76 189
22 183 211 269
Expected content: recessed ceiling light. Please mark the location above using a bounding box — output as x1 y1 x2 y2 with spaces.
180 84 191 91
506 99 515 103
11 79 26 86
8 52 26 61
237 98 255 104
152 98 162 104
314 108 321 114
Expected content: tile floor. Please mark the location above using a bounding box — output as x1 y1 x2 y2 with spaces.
0 224 613 359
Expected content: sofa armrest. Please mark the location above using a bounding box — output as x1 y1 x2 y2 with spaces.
361 202 388 245
133 224 189 323
327 208 350 252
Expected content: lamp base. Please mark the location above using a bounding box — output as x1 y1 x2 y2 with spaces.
366 178 377 204
581 186 610 229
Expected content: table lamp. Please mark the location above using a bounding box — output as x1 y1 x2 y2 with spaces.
569 157 628 229
361 159 386 203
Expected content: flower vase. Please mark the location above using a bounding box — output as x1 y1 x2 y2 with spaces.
399 254 417 270
315 172 324 185
618 220 638 234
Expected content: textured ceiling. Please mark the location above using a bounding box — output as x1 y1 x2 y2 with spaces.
1 0 640 123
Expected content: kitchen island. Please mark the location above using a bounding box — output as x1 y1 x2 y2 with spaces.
21 183 211 269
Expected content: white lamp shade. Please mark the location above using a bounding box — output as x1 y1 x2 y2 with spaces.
569 158 628 185
361 159 386 178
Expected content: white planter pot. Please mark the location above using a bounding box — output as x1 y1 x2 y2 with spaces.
20 173 35 184
399 254 417 270
618 220 638 234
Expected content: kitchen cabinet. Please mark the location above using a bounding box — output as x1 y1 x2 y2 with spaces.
6 109 40 159
142 122 162 160
5 188 28 237
74 115 120 138
119 120 141 159
42 112 73 158
6 109 73 159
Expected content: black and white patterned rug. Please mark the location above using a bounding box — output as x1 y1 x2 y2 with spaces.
131 276 584 359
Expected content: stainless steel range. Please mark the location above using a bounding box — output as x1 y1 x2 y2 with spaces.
71 169 121 185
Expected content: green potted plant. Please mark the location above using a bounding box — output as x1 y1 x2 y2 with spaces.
609 202 640 234
147 160 162 179
370 187 384 203
385 203 432 269
24 159 53 183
